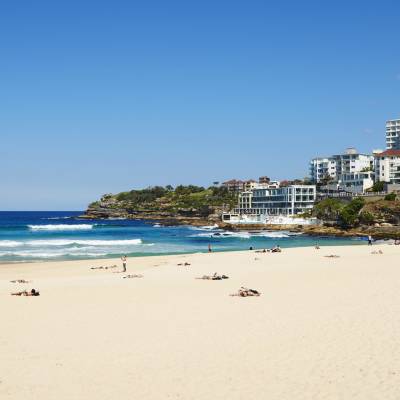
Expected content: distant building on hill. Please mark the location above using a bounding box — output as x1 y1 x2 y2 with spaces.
310 148 374 193
374 149 400 184
386 119 400 150
222 177 279 192
310 148 373 184
258 176 270 184
221 179 245 192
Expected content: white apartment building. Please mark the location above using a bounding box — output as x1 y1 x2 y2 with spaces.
236 184 316 216
309 157 337 183
374 149 400 184
324 171 374 194
310 148 374 193
386 119 400 150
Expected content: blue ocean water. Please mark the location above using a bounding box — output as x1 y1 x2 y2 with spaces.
0 211 364 262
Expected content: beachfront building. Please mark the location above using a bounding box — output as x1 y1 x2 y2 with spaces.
222 179 245 192
236 184 316 216
386 119 400 150
374 149 400 184
310 148 375 194
310 157 337 183
331 148 373 176
310 148 374 185
222 177 280 192
324 171 375 194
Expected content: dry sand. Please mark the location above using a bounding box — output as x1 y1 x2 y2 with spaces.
1 244 400 399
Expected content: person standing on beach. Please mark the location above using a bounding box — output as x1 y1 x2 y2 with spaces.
368 235 373 246
121 255 127 272
208 243 212 253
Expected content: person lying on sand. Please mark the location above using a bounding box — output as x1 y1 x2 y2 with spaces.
123 274 143 279
10 279 31 283
196 273 229 280
91 265 118 270
324 255 340 258
271 245 282 253
230 287 261 297
255 249 267 253
371 250 383 255
11 289 40 296
177 262 191 266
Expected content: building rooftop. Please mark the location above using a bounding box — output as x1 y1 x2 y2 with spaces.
222 179 244 184
375 149 400 157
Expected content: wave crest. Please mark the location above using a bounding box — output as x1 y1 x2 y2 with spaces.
28 224 94 231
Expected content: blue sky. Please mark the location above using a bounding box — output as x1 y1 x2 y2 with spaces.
1 0 399 210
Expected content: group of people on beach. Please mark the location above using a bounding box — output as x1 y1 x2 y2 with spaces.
250 245 282 253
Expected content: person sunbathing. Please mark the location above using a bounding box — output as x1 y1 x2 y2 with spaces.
371 250 383 255
255 249 267 253
11 289 40 296
123 274 143 278
10 279 31 283
324 255 340 258
91 265 118 270
271 245 282 253
177 262 191 266
196 273 229 280
230 287 261 297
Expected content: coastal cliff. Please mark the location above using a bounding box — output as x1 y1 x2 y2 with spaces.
82 185 237 226
83 187 400 238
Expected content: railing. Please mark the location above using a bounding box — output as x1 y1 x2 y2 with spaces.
317 191 386 198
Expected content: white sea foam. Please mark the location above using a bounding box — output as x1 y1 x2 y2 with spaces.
189 224 220 231
190 230 301 239
251 232 290 238
25 239 143 246
0 240 20 247
28 224 94 231
41 216 71 220
190 231 251 239
0 251 109 258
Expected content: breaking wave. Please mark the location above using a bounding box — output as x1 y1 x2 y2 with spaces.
190 230 302 239
28 224 95 231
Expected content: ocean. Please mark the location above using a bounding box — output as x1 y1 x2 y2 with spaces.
0 211 364 262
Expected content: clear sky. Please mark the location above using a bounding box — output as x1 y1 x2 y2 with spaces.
1 0 399 210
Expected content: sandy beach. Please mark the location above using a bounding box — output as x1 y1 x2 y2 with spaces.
1 244 400 399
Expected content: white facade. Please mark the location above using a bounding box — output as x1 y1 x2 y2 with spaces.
309 157 337 183
386 119 400 150
237 185 316 216
310 148 374 193
326 171 374 194
330 148 373 176
374 150 400 184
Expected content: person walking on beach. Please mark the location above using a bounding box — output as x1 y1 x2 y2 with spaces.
121 255 127 272
208 243 212 253
368 235 373 246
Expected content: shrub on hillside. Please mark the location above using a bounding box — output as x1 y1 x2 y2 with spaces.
384 192 397 201
339 198 365 227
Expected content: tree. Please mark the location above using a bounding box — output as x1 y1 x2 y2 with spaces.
313 198 343 221
370 181 385 192
339 198 365 227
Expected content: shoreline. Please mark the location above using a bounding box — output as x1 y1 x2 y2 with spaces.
0 241 379 270
0 239 369 266
81 214 400 239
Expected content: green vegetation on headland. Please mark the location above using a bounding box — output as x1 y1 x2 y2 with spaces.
84 185 400 238
309 195 400 238
85 185 238 224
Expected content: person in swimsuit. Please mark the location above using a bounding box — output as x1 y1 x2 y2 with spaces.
121 255 127 272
